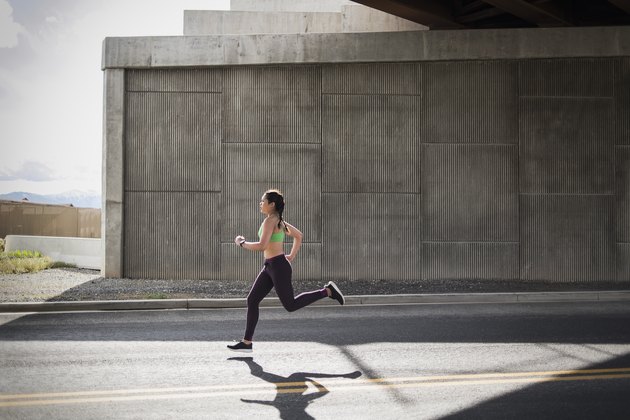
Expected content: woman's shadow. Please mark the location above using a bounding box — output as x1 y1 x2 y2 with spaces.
228 357 362 420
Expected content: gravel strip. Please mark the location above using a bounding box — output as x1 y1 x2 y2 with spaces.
1 269 629 302
0 268 101 302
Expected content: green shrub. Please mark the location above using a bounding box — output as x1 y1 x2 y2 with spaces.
0 249 79 274
4 250 44 259
0 255 52 274
0 238 4 252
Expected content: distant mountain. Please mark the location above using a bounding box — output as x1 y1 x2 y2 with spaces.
0 190 101 209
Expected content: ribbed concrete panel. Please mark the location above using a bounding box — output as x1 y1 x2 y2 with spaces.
521 195 615 282
322 95 421 193
421 61 518 143
519 59 614 97
422 144 518 241
520 98 614 194
125 92 221 192
423 243 519 280
221 243 321 282
618 244 630 282
617 58 630 145
322 193 421 281
322 63 420 94
223 66 321 143
221 143 321 242
617 147 630 242
124 192 219 279
126 69 222 92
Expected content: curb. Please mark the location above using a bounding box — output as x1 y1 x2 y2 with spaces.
1 290 630 313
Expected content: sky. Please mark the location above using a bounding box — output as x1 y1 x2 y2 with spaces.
0 0 229 195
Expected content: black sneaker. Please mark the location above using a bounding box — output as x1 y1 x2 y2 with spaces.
325 281 345 305
227 341 253 353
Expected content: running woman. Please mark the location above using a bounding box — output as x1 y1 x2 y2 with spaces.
228 189 345 353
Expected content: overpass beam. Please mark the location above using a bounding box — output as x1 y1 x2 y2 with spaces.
481 0 574 26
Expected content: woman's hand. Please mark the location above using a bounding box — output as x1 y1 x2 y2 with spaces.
234 235 245 246
286 254 294 262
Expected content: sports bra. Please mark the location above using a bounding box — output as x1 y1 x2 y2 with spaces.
258 225 285 242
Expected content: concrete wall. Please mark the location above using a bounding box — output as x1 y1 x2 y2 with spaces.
102 27 630 69
110 58 629 283
183 6 425 36
5 235 101 270
230 0 352 13
102 27 630 283
184 11 343 35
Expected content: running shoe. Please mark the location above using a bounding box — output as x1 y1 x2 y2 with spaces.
325 281 345 305
227 341 253 353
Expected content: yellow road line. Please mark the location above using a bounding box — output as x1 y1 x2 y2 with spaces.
1 368 629 408
0 383 278 400
0 389 277 408
4 366 629 400
316 367 630 386
321 373 630 392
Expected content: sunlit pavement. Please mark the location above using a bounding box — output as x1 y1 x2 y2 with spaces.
1 301 629 419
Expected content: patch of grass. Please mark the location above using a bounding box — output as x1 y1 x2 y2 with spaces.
0 253 53 274
49 261 78 269
145 293 169 299
0 249 80 274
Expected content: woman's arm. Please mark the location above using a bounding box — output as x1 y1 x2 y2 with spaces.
283 221 303 262
234 217 275 252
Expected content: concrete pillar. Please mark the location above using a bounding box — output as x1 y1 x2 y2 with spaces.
102 68 125 277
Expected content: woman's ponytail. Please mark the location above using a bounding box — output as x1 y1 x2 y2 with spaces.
264 189 287 231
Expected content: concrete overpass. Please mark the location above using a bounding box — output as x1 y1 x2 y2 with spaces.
352 0 630 29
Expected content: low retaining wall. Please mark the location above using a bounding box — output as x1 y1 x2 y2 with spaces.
5 235 102 270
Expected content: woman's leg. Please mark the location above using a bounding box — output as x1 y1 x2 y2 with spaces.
267 257 327 312
244 267 273 341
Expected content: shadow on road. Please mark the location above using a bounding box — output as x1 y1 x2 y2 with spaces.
439 352 630 419
227 357 361 420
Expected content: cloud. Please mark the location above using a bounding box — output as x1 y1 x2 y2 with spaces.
0 161 57 181
0 0 25 48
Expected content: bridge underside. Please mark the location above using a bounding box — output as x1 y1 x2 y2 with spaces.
352 0 630 29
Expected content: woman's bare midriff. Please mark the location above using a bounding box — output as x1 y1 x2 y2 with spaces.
263 229 285 259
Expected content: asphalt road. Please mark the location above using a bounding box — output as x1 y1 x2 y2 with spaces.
1 301 629 419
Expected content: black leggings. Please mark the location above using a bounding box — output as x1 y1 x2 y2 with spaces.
244 254 327 341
